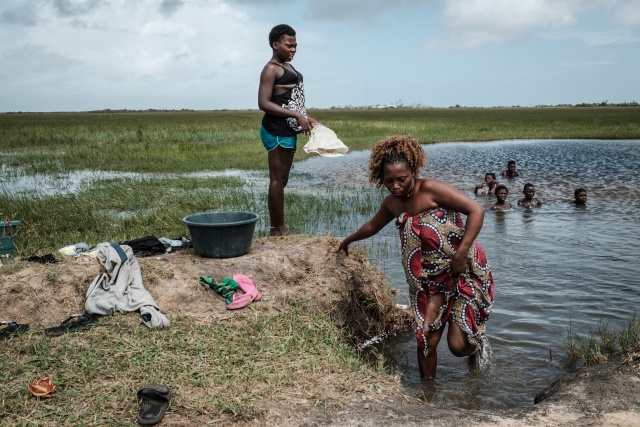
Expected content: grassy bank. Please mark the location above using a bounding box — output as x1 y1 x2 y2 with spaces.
0 234 406 426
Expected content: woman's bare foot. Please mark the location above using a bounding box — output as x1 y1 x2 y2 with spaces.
269 227 291 237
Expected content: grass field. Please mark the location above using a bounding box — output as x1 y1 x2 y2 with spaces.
1 107 639 174
1 107 639 253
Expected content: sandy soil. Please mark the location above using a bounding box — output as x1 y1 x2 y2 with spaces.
1 235 638 426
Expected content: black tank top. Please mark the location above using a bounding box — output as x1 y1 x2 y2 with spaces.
261 63 307 137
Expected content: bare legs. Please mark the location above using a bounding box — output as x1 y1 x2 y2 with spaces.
267 145 294 236
417 292 479 379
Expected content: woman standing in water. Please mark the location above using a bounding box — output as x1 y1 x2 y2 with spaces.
338 136 494 378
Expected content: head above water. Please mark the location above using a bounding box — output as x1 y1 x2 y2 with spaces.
495 185 508 195
574 188 587 204
269 24 296 47
369 136 425 188
485 173 497 181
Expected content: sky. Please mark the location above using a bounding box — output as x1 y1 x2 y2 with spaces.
1 0 639 112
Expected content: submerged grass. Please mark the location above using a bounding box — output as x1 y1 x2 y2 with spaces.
0 175 388 254
0 297 391 425
562 312 640 367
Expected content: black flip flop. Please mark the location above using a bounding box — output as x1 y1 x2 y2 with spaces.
0 321 29 340
44 314 98 337
137 384 171 425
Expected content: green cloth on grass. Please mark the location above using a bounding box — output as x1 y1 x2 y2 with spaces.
199 276 239 304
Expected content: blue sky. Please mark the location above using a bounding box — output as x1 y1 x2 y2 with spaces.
1 0 639 112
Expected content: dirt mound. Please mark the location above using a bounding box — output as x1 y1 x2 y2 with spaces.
0 235 409 339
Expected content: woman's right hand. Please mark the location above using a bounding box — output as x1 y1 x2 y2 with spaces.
338 240 349 256
297 113 312 135
449 252 467 276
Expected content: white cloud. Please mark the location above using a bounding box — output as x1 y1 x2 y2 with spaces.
140 20 196 36
303 0 423 22
612 0 640 26
0 0 270 110
426 0 586 50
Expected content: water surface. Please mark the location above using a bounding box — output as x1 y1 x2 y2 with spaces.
290 139 640 410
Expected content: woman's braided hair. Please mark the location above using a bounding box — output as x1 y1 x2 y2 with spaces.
368 136 426 188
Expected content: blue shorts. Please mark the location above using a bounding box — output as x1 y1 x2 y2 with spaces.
260 125 297 152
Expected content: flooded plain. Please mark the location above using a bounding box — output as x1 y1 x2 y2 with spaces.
2 139 639 411
290 139 640 410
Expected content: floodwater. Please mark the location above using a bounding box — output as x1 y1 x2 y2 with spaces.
3 139 639 411
290 139 640 411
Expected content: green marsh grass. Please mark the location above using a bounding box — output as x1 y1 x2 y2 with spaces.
2 108 639 174
2 107 639 253
562 312 640 367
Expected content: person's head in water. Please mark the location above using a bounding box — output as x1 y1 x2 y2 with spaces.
501 160 521 177
485 173 497 186
369 136 425 198
574 188 587 204
523 183 536 201
495 185 509 203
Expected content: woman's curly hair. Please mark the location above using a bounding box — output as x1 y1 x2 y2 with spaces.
368 136 426 187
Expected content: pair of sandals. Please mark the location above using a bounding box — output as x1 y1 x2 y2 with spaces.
1 314 99 340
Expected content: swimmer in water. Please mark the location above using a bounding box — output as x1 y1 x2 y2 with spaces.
474 173 499 195
501 160 522 178
517 183 542 208
491 185 512 211
573 188 587 205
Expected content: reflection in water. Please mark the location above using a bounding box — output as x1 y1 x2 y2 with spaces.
291 139 640 411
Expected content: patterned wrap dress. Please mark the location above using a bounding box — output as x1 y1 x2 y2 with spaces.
396 208 494 355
